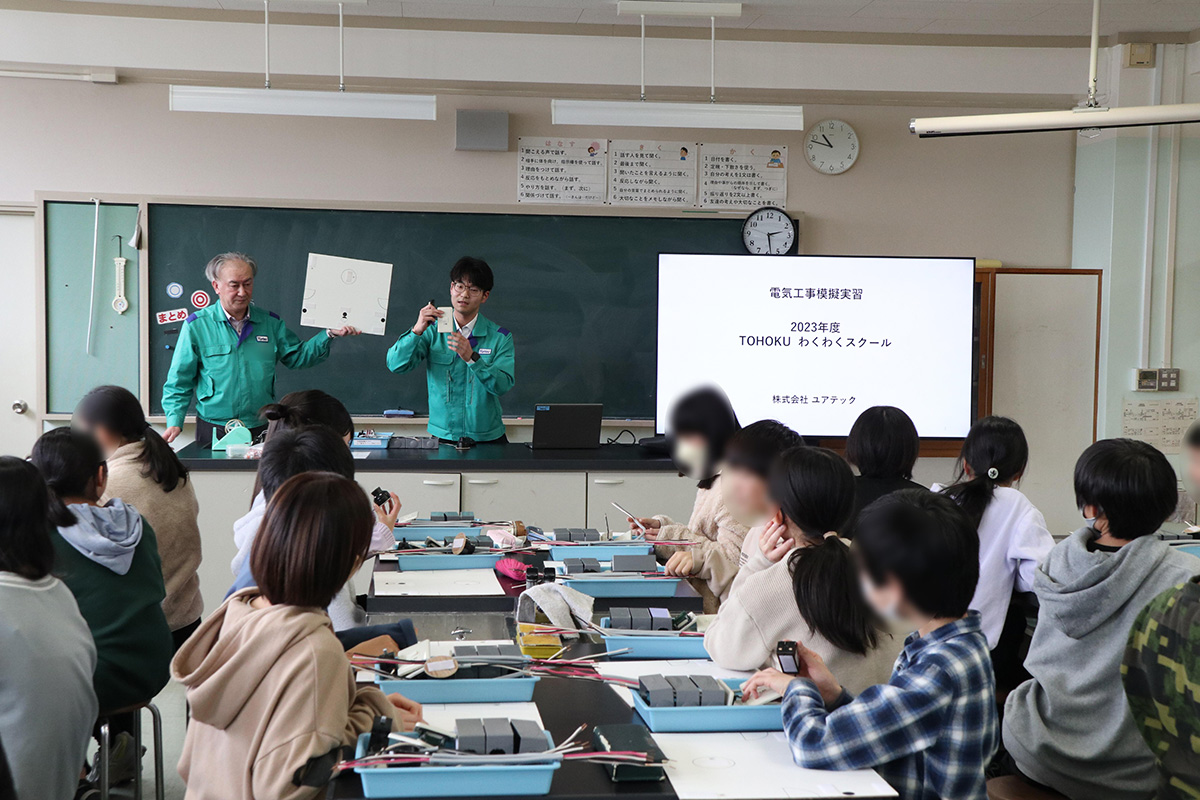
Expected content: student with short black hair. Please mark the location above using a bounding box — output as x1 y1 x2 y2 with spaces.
705 447 902 687
742 489 997 800
1001 438 1200 800
629 388 745 609
75 384 204 650
388 255 515 444
933 416 1052 681
233 390 398 577
843 406 927 536
0 456 98 800
174 472 422 800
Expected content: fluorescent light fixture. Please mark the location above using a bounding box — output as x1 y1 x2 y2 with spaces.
911 103 1200 137
553 99 803 130
169 85 436 120
618 2 742 17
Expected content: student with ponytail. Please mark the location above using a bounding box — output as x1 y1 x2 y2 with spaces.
704 447 902 690
75 385 204 649
933 416 1052 686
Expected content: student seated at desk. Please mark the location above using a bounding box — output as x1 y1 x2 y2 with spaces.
628 387 744 611
174 472 423 800
232 389 399 577
75 384 204 652
0 457 98 800
843 405 927 537
705 447 902 688
702 420 805 596
1000 439 1200 800
933 416 1052 691
227 426 415 651
30 428 174 785
742 490 997 800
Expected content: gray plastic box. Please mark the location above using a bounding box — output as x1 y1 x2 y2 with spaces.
456 718 486 753
511 719 548 753
482 717 514 754
638 675 674 707
665 676 700 707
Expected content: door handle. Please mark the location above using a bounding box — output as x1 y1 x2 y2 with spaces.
422 480 456 486
467 479 499 485
592 479 624 485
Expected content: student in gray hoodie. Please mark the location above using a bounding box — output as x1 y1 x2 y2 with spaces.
30 428 174 714
1002 438 1200 800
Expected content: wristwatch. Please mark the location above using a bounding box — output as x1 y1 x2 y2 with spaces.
469 351 481 363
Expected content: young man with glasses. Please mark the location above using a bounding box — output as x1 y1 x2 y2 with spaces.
386 256 515 444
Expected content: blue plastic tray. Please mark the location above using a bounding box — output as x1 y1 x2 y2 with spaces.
547 543 652 561
373 675 539 703
597 618 709 660
393 553 503 571
1173 543 1200 558
394 526 481 541
562 575 680 598
632 678 782 732
354 731 559 798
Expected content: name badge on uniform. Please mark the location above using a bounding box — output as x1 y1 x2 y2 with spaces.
256 335 269 343
479 348 492 355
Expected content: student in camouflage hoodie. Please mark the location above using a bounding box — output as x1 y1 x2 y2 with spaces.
1123 576 1200 800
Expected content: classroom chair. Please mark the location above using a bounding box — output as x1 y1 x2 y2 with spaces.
97 702 165 800
987 776 1068 800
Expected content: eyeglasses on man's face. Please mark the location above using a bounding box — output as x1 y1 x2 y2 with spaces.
451 281 484 298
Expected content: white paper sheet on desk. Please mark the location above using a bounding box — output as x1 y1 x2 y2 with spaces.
420 702 544 732
373 568 504 596
300 253 393 336
595 660 751 707
653 732 896 799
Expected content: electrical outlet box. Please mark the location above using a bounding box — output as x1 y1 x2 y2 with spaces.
1158 368 1180 391
609 607 632 629
455 718 486 753
665 675 701 707
1134 368 1159 391
1124 42 1155 68
638 675 674 707
612 554 657 573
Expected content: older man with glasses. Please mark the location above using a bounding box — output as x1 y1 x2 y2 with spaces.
386 256 515 445
161 252 360 447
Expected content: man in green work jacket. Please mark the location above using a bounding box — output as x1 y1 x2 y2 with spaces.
162 252 360 446
386 256 515 444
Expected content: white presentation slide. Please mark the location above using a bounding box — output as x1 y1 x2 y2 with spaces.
656 254 975 437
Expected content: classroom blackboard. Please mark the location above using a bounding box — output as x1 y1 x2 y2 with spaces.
146 204 745 420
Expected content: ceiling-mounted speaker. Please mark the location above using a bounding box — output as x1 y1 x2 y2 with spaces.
456 110 509 152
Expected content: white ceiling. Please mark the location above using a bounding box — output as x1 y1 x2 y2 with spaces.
58 0 1200 36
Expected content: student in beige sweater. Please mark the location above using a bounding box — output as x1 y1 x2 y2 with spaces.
705 447 902 693
76 385 203 649
173 471 422 800
627 388 743 609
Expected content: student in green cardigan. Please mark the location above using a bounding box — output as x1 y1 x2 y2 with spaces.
386 257 515 444
31 427 173 788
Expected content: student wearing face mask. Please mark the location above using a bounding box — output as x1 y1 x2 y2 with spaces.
704 446 902 686
626 387 743 611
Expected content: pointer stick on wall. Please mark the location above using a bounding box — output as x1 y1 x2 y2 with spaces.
85 197 100 355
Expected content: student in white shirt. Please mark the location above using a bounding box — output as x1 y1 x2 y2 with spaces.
933 415 1052 691
704 446 902 690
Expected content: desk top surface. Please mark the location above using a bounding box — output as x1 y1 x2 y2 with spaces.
179 442 680 473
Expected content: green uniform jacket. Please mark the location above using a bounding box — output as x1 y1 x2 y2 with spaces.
386 314 515 441
51 520 173 713
162 304 331 428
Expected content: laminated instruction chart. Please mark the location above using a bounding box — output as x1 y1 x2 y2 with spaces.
1122 395 1199 454
517 137 787 209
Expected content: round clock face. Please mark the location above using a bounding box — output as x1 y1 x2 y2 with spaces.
742 206 795 255
805 119 859 175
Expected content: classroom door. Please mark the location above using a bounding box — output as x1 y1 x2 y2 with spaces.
0 210 39 456
990 271 1100 536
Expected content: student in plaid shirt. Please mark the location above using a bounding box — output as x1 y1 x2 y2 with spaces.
743 490 997 800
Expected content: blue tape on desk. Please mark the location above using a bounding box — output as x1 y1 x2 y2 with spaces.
632 679 782 732
547 543 652 561
354 730 558 798
373 675 539 703
598 618 709 660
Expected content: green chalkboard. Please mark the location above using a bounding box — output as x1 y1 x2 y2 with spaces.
147 204 745 419
46 202 141 414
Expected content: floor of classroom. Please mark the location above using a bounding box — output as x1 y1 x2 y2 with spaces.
106 611 513 800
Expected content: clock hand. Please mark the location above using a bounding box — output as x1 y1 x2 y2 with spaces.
811 136 833 148
822 134 832 148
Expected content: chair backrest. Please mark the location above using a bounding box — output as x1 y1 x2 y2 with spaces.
986 776 1069 800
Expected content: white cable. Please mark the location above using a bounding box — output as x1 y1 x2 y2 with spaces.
264 0 271 89
85 197 100 355
338 2 345 92
1086 0 1100 106
710 16 716 103
639 15 646 101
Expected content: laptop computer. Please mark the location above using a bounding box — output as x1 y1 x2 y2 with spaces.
531 404 603 449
